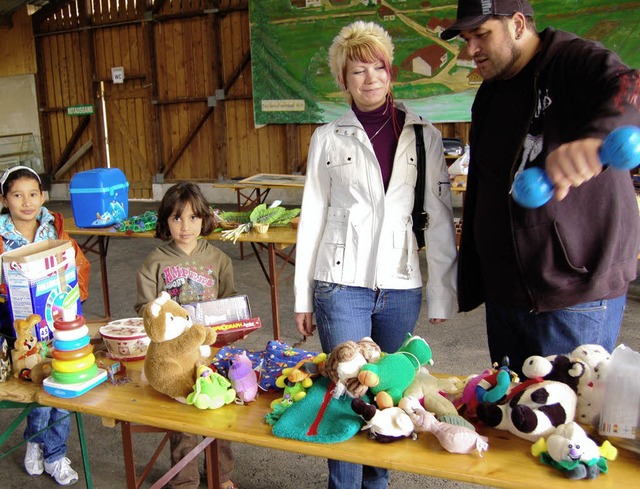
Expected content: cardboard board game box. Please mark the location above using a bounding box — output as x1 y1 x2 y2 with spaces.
1 240 82 342
182 295 252 326
182 295 261 346
212 317 262 347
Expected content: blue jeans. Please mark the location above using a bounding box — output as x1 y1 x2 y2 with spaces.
314 281 422 489
485 296 625 376
23 407 71 464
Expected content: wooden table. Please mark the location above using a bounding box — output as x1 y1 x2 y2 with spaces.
65 218 297 340
213 173 305 212
1 377 93 487
36 362 640 489
213 173 305 259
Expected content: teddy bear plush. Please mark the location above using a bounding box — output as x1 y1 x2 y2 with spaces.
476 354 583 442
320 337 382 398
142 291 217 403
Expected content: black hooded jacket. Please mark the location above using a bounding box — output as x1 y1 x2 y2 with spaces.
458 28 640 313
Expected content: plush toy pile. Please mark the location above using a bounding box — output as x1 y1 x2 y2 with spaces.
267 333 489 455
138 302 624 479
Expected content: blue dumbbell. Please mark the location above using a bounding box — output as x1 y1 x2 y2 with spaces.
512 125 640 208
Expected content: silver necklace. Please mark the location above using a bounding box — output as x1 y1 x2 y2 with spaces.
369 116 391 141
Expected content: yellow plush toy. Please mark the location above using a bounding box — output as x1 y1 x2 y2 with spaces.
142 292 217 403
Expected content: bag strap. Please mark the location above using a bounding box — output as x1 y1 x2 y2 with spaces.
413 124 426 217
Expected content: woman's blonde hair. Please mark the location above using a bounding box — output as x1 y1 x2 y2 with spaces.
328 21 394 98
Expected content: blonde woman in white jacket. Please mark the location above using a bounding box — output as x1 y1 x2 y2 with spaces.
293 21 457 489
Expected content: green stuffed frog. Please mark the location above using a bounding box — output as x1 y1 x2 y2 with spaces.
358 333 433 409
186 365 236 409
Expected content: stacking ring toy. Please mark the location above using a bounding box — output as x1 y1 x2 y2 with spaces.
54 314 86 331
52 363 99 384
52 343 93 361
53 325 89 342
53 335 90 352
52 353 95 373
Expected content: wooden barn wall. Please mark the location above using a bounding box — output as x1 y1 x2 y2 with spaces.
30 0 469 199
35 27 99 179
0 8 36 76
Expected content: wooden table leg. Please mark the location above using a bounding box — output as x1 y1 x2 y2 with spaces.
267 243 280 340
119 423 218 489
76 235 111 321
203 439 220 489
120 422 138 489
97 236 111 319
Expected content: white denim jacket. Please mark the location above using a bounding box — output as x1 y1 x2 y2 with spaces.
294 103 458 320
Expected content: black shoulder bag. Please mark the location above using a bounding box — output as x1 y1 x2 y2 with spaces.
412 124 428 249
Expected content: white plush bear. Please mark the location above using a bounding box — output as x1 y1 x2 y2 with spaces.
567 344 611 426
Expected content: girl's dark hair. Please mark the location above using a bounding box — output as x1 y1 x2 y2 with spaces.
155 183 214 240
0 167 43 215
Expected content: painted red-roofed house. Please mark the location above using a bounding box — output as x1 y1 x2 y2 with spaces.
401 45 448 77
291 0 322 8
427 17 455 37
378 5 395 21
468 68 483 84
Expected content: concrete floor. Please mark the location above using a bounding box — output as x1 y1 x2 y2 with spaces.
2 199 639 488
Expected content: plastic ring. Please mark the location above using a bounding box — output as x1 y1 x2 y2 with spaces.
51 363 99 384
52 343 93 361
53 325 89 342
52 353 95 373
53 315 86 331
53 335 90 352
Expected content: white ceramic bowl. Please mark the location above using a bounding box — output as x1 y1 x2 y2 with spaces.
99 318 149 361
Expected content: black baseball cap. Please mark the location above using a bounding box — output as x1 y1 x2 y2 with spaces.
441 0 534 40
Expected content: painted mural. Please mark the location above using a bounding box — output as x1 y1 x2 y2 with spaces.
249 1 640 124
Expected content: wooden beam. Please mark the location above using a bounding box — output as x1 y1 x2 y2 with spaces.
211 3 227 178
224 50 250 94
54 115 91 172
144 18 162 178
161 106 214 178
54 140 93 180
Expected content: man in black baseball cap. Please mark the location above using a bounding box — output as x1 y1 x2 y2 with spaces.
447 0 640 385
440 0 534 40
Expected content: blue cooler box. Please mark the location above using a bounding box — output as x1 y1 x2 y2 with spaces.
70 168 129 227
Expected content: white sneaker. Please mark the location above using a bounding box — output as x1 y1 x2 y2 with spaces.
44 457 79 486
24 442 44 476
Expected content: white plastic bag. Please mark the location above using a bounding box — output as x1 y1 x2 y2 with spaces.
447 151 469 176
599 344 640 453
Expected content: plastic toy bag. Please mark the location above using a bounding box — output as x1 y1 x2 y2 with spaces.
599 344 640 453
447 151 469 176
